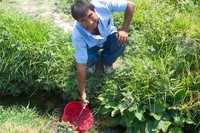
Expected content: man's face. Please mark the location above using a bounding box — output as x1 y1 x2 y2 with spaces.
78 9 98 33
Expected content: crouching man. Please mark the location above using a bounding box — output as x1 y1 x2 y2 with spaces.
70 0 135 104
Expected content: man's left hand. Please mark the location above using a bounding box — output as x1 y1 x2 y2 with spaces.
117 30 128 44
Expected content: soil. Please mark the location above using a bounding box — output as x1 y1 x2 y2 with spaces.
1 0 73 32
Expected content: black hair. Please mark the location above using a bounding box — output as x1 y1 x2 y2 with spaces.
71 0 95 20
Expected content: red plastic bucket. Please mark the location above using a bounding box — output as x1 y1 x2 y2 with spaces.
62 101 93 132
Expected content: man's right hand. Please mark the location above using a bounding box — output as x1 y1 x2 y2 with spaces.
80 91 89 108
76 64 88 107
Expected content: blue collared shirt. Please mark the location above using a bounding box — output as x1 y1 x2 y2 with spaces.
72 0 128 64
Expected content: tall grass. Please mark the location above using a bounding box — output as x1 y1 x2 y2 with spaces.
0 9 76 96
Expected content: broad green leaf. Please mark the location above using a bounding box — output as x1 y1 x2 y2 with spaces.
146 120 159 133
111 108 119 117
126 127 141 133
150 101 165 114
174 115 185 126
185 112 195 124
174 89 188 104
118 104 127 115
128 104 137 112
132 121 146 133
157 120 172 133
135 110 145 121
185 118 194 125
169 127 183 133
131 105 145 121
149 112 162 120
97 96 104 101
149 101 165 120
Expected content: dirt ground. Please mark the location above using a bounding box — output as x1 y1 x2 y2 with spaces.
1 0 73 32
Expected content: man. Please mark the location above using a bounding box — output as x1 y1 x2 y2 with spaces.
71 0 135 104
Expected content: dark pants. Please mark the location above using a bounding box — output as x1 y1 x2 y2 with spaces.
87 33 126 67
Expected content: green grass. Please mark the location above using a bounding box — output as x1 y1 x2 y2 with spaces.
0 8 75 96
0 105 99 133
0 105 53 133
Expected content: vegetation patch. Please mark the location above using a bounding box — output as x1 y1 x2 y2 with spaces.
0 8 75 96
0 0 200 132
0 105 53 133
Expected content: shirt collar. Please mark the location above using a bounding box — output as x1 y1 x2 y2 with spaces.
76 16 104 40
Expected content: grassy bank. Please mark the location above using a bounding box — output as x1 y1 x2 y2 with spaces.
0 105 53 133
0 8 76 97
0 0 200 132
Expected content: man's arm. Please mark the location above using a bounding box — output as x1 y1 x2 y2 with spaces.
76 63 88 104
72 34 88 104
118 1 135 44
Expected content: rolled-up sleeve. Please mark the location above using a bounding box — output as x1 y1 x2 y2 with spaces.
106 0 128 12
72 36 88 64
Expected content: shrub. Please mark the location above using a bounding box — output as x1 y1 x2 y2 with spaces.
98 0 200 132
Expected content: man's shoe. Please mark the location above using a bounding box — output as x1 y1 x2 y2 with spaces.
103 65 113 74
87 65 95 74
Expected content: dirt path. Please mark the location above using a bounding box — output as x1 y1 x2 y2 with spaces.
41 0 73 32
17 0 37 15
1 0 73 32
